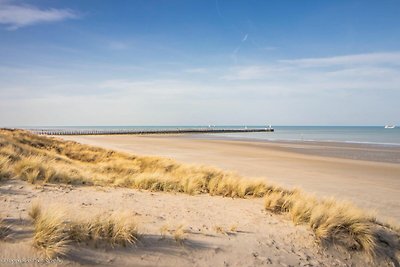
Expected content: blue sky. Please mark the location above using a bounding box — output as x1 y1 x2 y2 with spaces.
0 0 399 126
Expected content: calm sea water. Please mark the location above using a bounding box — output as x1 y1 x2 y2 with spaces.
210 126 400 146
23 126 400 146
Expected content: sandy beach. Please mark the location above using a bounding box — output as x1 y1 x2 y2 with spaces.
0 179 360 267
61 134 400 222
1 130 399 266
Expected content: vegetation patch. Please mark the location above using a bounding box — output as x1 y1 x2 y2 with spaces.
31 204 139 258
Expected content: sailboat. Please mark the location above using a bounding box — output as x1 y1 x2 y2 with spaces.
384 125 396 129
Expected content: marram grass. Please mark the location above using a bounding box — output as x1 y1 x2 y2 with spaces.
30 204 139 258
0 129 279 197
1 128 399 261
0 217 11 240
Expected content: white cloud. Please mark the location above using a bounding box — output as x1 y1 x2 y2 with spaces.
98 79 198 97
184 68 209 74
1 51 399 125
222 52 400 93
0 1 79 30
279 52 400 67
222 66 292 81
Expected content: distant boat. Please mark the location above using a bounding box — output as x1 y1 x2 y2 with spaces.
384 125 395 129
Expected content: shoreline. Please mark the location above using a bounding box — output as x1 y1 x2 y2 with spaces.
60 134 400 222
194 135 400 148
180 134 400 164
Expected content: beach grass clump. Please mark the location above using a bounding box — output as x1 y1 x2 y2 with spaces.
31 203 139 257
0 155 12 181
172 225 187 245
309 201 376 254
29 201 42 222
80 213 139 247
263 190 400 259
32 207 70 258
158 224 187 245
0 217 11 240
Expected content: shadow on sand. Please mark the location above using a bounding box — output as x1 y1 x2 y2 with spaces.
65 234 214 266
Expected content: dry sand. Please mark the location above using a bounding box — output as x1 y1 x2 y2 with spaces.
61 135 400 222
0 179 384 267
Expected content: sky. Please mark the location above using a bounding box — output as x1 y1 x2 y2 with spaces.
0 0 399 126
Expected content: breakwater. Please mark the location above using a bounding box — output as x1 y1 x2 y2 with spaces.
31 127 274 136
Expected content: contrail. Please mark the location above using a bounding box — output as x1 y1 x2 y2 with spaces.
215 0 223 19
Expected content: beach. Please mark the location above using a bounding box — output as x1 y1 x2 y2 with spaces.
2 0 399 265
1 130 399 266
61 134 400 222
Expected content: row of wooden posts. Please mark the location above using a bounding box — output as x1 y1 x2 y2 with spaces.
32 128 274 136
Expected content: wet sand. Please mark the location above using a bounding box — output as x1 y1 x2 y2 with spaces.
61 134 400 222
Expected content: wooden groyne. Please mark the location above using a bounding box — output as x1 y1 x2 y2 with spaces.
31 128 274 136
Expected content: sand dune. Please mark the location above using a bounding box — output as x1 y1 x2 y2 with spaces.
61 135 400 222
0 179 391 267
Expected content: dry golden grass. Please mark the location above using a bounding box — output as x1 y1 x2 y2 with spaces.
214 225 228 235
214 225 238 235
264 190 400 259
0 129 277 197
159 224 187 245
0 217 11 240
31 203 139 258
28 201 42 222
159 224 169 239
0 156 10 181
172 225 187 245
229 224 238 233
1 129 399 260
78 213 139 247
33 207 70 258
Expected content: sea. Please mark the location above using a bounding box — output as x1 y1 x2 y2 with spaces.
21 126 400 147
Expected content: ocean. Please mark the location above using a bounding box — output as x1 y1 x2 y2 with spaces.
210 126 400 146
22 126 400 146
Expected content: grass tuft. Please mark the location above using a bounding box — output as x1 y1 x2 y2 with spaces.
82 213 139 247
173 225 187 245
0 217 11 240
263 191 400 259
32 207 70 258
31 203 139 257
214 225 228 235
29 201 42 222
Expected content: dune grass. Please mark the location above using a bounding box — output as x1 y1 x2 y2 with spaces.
0 217 11 240
32 207 70 258
0 129 275 197
30 204 139 258
28 201 42 222
159 224 187 245
264 190 400 260
72 212 139 247
1 128 399 260
173 225 187 246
